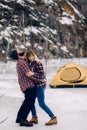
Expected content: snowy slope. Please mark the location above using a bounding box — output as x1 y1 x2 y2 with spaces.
0 58 87 130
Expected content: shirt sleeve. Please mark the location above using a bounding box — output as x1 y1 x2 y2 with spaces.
17 60 30 74
31 61 46 81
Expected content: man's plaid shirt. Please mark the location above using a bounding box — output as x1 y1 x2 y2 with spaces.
16 59 35 92
28 61 46 88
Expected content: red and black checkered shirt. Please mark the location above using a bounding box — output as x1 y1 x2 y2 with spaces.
16 59 35 92
28 61 46 88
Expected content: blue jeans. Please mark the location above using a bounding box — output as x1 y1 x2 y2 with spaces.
31 85 55 118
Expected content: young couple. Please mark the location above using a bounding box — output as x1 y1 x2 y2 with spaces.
10 49 57 127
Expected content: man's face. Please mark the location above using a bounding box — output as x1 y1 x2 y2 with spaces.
17 50 25 57
18 52 25 56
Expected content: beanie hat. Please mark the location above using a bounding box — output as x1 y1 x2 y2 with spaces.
10 50 18 60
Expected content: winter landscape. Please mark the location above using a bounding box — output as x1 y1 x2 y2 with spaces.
0 58 87 130
0 0 87 130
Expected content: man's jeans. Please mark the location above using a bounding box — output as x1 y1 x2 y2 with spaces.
16 87 36 120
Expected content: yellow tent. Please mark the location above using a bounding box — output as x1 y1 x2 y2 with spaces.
50 63 87 88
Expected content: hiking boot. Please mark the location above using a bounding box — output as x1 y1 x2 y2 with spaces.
20 120 33 127
29 117 38 124
45 117 57 125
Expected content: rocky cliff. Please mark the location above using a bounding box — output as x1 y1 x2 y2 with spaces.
0 0 87 60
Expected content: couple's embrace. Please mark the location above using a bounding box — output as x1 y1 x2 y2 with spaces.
10 49 57 127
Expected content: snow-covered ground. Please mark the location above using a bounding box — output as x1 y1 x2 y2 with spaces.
0 58 87 130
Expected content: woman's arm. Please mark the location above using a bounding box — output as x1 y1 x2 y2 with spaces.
26 61 46 82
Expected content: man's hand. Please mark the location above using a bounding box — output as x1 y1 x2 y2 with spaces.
26 71 34 77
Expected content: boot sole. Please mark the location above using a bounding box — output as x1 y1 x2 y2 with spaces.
29 121 38 124
20 124 33 127
45 122 57 125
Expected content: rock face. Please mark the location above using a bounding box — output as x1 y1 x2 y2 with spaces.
76 0 87 17
0 0 87 60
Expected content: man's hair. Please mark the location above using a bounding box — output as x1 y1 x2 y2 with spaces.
10 50 18 60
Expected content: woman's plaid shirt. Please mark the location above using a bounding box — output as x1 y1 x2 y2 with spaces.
28 61 46 88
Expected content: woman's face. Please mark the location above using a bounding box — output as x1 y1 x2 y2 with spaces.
28 54 35 62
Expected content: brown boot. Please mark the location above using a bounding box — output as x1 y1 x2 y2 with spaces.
29 117 38 124
45 117 57 125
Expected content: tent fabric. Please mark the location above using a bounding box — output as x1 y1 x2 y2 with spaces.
60 67 81 83
50 63 87 88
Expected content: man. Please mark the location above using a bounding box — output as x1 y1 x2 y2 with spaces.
10 49 36 127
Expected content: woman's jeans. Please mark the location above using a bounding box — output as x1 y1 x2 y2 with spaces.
31 85 55 118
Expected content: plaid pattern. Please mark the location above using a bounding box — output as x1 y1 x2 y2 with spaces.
16 59 35 92
28 61 46 88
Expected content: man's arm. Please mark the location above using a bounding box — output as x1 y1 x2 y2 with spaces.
18 60 31 74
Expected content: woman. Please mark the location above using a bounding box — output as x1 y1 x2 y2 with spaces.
25 50 57 125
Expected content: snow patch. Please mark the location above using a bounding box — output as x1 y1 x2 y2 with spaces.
59 16 73 25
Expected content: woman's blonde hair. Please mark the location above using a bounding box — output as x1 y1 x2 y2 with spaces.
25 49 40 62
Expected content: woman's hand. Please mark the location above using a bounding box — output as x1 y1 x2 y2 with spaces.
41 79 46 83
26 71 34 77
